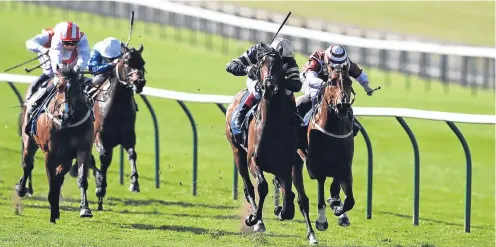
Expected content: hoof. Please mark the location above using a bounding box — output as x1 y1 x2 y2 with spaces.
16 184 27 197
274 206 282 219
129 182 140 193
97 204 103 211
95 187 106 198
50 218 57 224
27 186 34 197
338 213 350 227
244 214 257 227
307 232 318 245
315 220 328 231
333 206 345 217
80 208 93 218
253 220 266 232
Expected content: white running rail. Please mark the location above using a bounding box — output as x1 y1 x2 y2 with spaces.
1 73 494 124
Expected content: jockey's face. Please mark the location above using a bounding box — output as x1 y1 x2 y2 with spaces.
62 41 77 51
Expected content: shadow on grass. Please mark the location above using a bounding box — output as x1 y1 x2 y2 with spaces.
377 211 492 230
118 222 299 239
107 196 236 210
25 195 119 207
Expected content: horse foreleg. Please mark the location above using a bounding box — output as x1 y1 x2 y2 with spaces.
95 147 112 211
77 149 93 218
44 153 62 223
274 175 295 221
329 177 350 227
292 156 318 244
16 138 37 197
315 177 328 231
125 147 140 193
245 157 268 231
334 172 355 217
233 148 256 212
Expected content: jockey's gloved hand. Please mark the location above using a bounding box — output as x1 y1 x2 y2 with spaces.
364 85 374 96
245 65 258 80
39 47 49 55
73 65 81 74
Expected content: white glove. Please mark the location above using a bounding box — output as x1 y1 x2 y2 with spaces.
73 65 81 73
39 47 49 54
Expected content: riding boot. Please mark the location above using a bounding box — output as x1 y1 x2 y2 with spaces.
232 92 256 142
26 73 50 101
348 107 361 137
290 94 303 126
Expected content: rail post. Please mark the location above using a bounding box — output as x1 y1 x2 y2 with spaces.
177 100 198 196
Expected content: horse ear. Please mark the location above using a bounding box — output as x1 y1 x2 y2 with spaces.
138 44 144 54
278 46 284 56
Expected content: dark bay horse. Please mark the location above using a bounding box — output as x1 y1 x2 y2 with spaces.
296 62 355 230
69 43 147 211
17 66 94 223
225 43 317 244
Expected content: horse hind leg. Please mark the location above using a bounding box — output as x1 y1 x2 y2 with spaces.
328 177 350 227
16 138 37 197
291 156 318 244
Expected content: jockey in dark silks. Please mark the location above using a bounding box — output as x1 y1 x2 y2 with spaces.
225 37 303 142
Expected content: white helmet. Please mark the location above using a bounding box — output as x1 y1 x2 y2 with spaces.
97 37 122 59
325 45 348 65
270 37 294 58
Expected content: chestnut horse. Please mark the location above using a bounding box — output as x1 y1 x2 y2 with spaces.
296 62 355 230
69 44 147 211
17 66 94 223
225 43 317 244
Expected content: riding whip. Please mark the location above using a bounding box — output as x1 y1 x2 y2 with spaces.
4 52 47 72
269 11 292 45
125 11 135 47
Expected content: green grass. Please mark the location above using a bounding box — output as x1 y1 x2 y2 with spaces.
227 1 495 47
0 3 494 247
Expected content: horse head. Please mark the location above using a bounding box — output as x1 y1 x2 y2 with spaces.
54 65 84 126
256 43 285 100
117 43 146 93
322 62 354 119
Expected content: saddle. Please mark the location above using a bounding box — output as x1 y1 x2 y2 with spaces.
26 86 57 136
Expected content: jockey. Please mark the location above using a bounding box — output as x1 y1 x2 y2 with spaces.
299 45 375 137
25 27 56 100
88 37 123 87
87 37 138 111
225 37 302 141
26 21 90 121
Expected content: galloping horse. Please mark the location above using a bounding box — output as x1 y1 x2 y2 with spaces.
225 43 317 244
69 43 146 211
17 66 94 223
296 62 355 230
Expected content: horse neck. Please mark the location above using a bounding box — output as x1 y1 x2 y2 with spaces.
105 73 134 109
257 91 292 136
317 89 351 135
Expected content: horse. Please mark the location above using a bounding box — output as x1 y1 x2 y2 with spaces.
225 43 317 244
296 62 355 230
68 43 147 211
17 65 94 223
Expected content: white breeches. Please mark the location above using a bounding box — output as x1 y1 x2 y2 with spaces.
246 78 261 100
301 73 320 100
